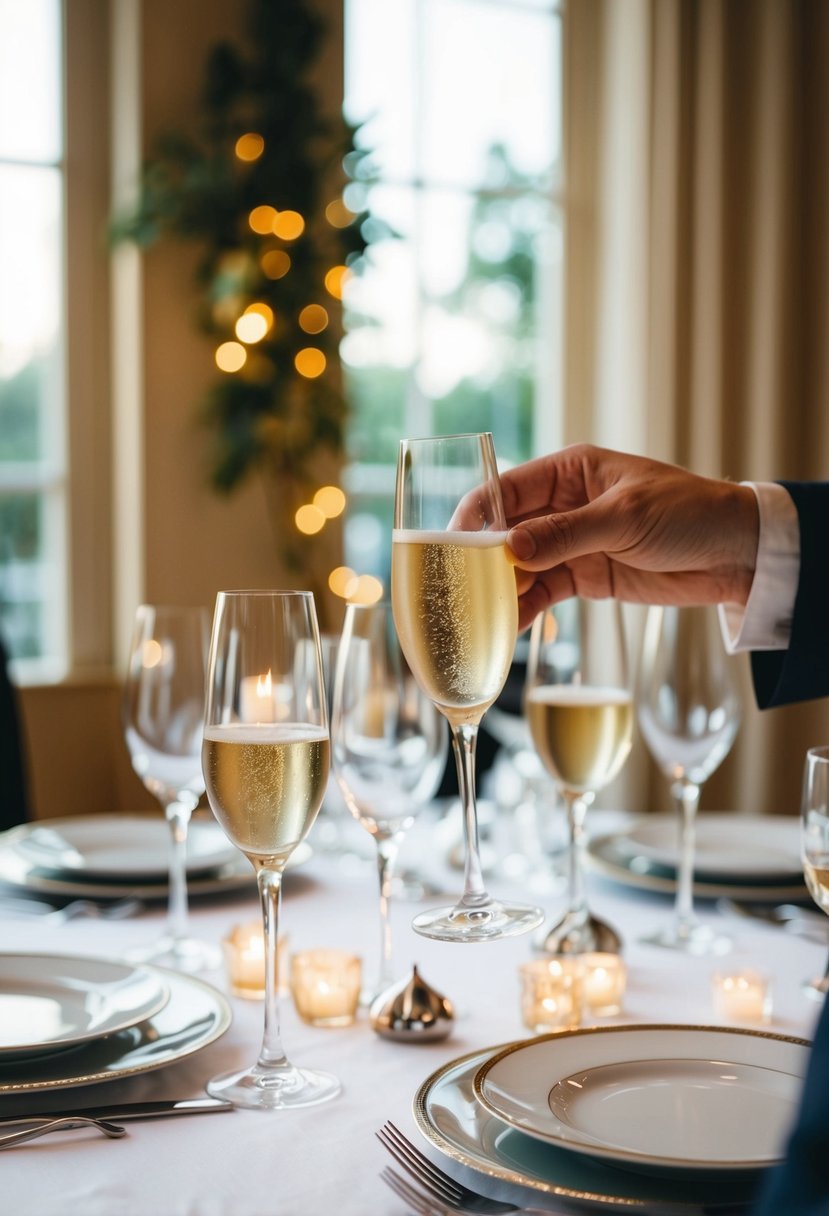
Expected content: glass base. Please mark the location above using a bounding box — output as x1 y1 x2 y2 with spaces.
207 1061 341 1110
534 910 622 956
125 933 222 974
641 921 732 957
411 898 543 943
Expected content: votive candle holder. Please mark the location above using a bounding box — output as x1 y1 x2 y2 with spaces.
519 957 584 1034
291 949 362 1028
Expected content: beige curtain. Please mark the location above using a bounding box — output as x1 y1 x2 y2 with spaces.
565 0 829 815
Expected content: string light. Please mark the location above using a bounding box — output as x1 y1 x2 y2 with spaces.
313 486 346 518
347 574 384 605
273 210 305 240
235 133 265 162
328 566 357 597
261 249 291 279
324 265 351 300
215 341 247 372
324 199 355 229
295 348 326 378
295 504 326 535
249 205 278 234
235 313 268 344
299 304 329 334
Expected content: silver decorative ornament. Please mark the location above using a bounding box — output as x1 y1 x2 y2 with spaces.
369 964 454 1042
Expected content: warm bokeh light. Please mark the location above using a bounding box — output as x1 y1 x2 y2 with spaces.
141 639 163 668
298 304 329 334
314 485 346 518
294 348 326 378
325 199 355 229
215 341 247 372
328 566 357 598
246 302 274 327
347 574 384 605
272 210 305 240
235 133 265 162
249 205 278 234
324 265 351 300
235 312 269 344
295 504 326 535
261 249 291 279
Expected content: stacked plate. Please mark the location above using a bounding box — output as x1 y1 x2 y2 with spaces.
414 1023 810 1213
587 812 807 902
0 952 231 1094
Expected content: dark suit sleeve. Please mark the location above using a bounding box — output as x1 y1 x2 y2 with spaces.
751 481 829 708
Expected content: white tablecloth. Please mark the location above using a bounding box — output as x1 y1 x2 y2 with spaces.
0 809 823 1216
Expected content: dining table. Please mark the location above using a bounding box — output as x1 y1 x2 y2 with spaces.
0 802 824 1216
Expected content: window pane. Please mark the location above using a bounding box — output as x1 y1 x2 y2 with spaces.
345 0 417 181
0 0 62 162
0 492 46 659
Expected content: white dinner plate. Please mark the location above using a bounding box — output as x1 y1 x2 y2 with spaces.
415 1044 763 1212
0 965 231 1094
0 954 170 1061
474 1024 809 1175
616 814 802 881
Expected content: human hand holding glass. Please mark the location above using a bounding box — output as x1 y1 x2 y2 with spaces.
637 604 741 954
391 432 543 942
202 590 339 1109
525 598 633 954
331 602 447 1001
122 604 219 971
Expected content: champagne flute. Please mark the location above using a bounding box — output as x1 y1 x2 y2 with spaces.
331 602 447 1002
525 598 634 954
202 590 339 1109
391 432 543 942
800 745 829 999
637 604 741 954
123 604 220 971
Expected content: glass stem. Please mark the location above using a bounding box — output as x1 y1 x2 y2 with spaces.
375 834 399 996
257 867 289 1070
563 792 588 923
451 722 489 907
165 801 192 949
672 778 701 940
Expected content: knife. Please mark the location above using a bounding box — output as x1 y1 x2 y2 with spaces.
0 1097 233 1127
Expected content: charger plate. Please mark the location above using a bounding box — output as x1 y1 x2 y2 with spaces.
474 1025 808 1176
414 1042 765 1212
614 814 802 883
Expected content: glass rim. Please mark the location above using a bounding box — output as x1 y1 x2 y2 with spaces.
806 745 829 762
398 431 493 447
214 589 315 599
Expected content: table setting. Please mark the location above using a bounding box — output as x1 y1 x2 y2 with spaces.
1 430 827 1215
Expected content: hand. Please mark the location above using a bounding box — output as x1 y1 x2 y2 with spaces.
500 444 759 630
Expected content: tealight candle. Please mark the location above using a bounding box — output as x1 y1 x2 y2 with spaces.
519 958 583 1034
291 949 362 1027
581 952 627 1017
711 969 772 1024
222 921 289 999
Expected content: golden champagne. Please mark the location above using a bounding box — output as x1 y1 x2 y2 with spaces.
202 723 329 866
391 530 518 725
804 860 829 915
527 684 633 795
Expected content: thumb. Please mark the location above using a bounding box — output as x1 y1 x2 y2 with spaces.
507 502 617 570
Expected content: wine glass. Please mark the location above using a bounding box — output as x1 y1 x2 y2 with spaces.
331 602 447 1002
637 603 741 954
525 598 634 954
202 590 339 1109
123 604 220 971
391 431 543 942
800 745 829 999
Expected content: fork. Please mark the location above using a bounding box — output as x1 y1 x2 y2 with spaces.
0 1116 126 1149
0 896 143 923
376 1122 543 1215
381 1165 448 1214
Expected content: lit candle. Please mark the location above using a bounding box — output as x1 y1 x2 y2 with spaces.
519 958 584 1034
581 952 627 1017
222 921 289 998
290 949 362 1027
711 970 772 1024
240 671 276 723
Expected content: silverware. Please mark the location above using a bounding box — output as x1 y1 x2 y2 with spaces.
0 895 144 923
0 1116 126 1150
0 1097 233 1127
718 898 828 940
381 1165 445 1214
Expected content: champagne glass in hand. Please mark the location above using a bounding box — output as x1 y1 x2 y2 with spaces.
202 591 339 1109
123 604 219 971
637 604 741 954
392 432 543 942
800 746 829 999
525 598 634 954
331 602 447 1002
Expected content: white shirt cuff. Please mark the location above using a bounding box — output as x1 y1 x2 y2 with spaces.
718 482 800 653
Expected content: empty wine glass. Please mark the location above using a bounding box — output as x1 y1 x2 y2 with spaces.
391 432 543 942
202 590 339 1109
637 603 741 954
123 604 220 971
525 598 634 954
800 745 829 999
331 602 447 1003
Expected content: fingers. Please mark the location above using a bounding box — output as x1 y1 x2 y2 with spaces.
507 499 623 571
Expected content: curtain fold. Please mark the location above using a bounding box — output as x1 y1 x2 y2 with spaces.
565 0 829 815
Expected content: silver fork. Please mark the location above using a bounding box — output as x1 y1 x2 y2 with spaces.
381 1165 448 1214
0 1116 126 1149
376 1122 542 1215
0 896 143 923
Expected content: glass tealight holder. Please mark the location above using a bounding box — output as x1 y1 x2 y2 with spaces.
290 949 362 1028
519 957 583 1034
222 922 289 999
711 969 772 1025
581 952 627 1017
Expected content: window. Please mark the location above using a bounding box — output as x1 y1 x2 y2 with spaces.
342 0 563 587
